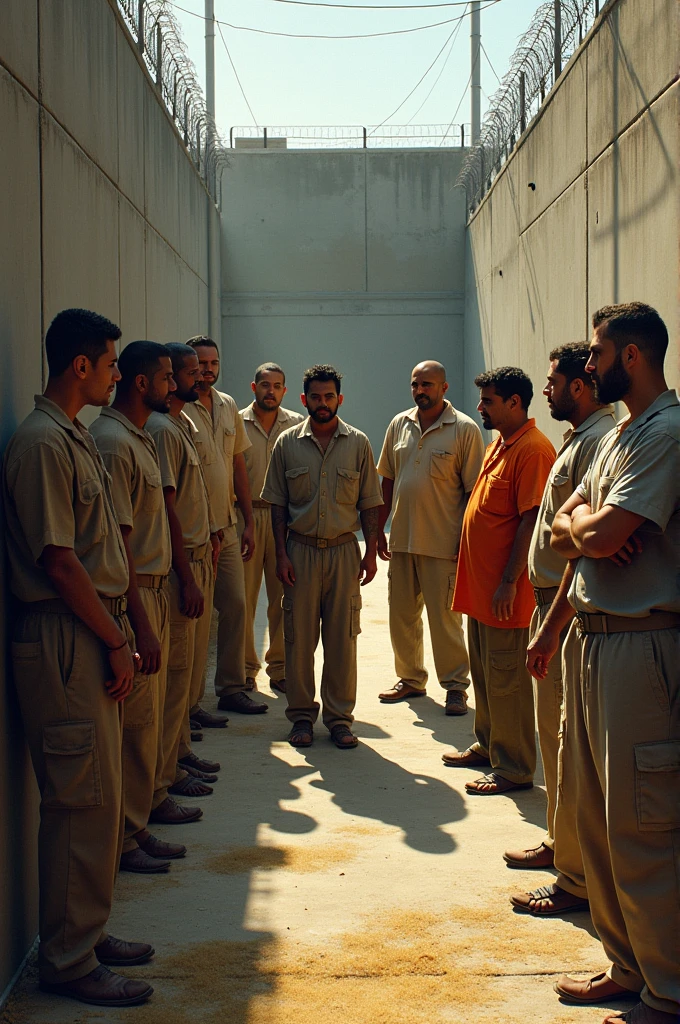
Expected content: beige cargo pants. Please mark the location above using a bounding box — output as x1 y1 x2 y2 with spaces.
122 585 169 851
212 525 248 698
568 620 680 1015
388 553 470 691
530 600 563 848
283 535 362 729
468 618 536 784
157 549 214 796
11 608 131 983
238 507 285 683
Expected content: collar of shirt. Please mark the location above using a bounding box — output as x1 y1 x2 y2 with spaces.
99 405 156 447
34 394 91 443
300 416 349 440
617 389 679 437
242 403 296 439
405 400 457 437
561 405 616 444
172 408 200 440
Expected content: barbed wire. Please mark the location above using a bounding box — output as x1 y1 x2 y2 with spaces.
116 0 229 204
458 0 606 214
228 124 472 147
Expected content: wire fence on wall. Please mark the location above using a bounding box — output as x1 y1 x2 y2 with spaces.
459 0 608 215
116 0 229 203
229 124 473 149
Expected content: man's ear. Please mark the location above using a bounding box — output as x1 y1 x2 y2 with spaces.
72 355 89 380
301 393 308 409
337 394 344 407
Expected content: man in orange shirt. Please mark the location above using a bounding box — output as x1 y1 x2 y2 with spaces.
443 367 555 795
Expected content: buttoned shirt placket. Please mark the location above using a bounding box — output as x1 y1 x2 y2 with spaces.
309 431 341 540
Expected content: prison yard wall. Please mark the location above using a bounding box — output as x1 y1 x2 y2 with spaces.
0 0 220 998
463 0 679 448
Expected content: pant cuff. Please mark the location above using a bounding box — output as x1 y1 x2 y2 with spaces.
286 710 320 724
152 789 168 809
441 683 470 692
554 872 588 900
40 951 99 985
492 770 534 784
469 742 489 757
543 835 555 851
215 684 248 697
641 988 680 1016
121 837 139 854
608 963 644 993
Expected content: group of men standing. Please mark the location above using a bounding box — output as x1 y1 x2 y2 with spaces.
2 302 677 1023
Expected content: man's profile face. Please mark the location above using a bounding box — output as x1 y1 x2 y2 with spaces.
173 353 202 403
195 345 220 391
586 328 630 404
476 385 508 432
144 356 176 414
253 371 286 412
84 339 121 407
301 380 342 423
543 360 576 421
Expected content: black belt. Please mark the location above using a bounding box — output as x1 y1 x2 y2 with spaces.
576 610 680 635
22 595 128 616
534 586 559 608
289 531 356 549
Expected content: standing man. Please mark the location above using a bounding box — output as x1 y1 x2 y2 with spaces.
543 304 679 1023
3 309 153 1007
376 361 484 714
147 343 220 812
262 365 383 749
443 367 555 795
240 363 304 692
91 341 188 873
504 343 615 914
185 336 267 715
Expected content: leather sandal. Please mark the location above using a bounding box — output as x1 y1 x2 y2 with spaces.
169 774 213 797
40 965 153 1007
288 721 313 747
330 724 358 749
442 748 491 768
378 680 425 702
178 751 221 773
554 971 632 1004
182 763 218 783
504 841 555 868
465 772 533 795
511 883 590 915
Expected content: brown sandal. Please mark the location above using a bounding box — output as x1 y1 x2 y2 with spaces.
288 721 313 747
511 883 590 916
169 774 213 797
330 725 358 749
465 772 533 795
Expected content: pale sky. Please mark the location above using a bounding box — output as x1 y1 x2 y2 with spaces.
168 0 543 142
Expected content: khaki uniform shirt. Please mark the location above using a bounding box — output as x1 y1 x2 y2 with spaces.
147 410 211 550
377 401 484 560
528 406 616 588
240 404 305 500
184 390 250 531
569 390 680 616
90 407 172 577
262 417 383 538
2 395 129 601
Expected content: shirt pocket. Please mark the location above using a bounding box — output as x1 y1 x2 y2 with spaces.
194 436 215 466
143 468 163 513
223 427 236 460
634 741 680 831
483 473 511 516
596 474 616 512
547 470 571 514
430 450 454 481
285 466 312 505
336 467 360 504
77 475 108 538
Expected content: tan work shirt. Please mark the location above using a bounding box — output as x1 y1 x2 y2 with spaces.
184 390 250 531
147 409 211 550
262 417 383 538
528 406 616 588
569 390 680 616
91 407 172 577
240 404 305 500
2 395 129 601
377 401 484 560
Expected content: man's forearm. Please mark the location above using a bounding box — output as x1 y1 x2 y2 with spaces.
360 506 380 555
271 504 289 554
540 561 577 635
551 511 583 558
164 493 193 586
233 453 253 524
378 478 394 532
43 548 126 649
502 509 538 582
121 527 153 638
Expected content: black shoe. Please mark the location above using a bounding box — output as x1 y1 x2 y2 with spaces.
218 691 268 714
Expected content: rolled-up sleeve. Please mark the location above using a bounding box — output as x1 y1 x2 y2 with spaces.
261 437 288 506
357 439 384 511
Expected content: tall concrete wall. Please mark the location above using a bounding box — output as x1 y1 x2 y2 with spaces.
0 0 219 997
220 150 468 451
463 0 679 446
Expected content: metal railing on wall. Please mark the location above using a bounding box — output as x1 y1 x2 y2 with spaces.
229 124 473 150
458 0 608 215
116 0 229 204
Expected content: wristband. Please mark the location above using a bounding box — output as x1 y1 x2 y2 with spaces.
107 638 128 652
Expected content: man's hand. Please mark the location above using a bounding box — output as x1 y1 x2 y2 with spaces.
135 627 162 676
106 643 137 701
526 626 560 680
276 554 296 587
359 552 378 586
241 520 255 563
210 532 221 577
492 580 517 622
180 578 204 618
608 532 643 566
377 531 391 561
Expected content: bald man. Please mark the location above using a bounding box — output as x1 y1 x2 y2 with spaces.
377 362 484 714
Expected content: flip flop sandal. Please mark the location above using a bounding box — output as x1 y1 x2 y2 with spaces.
182 764 218 783
288 722 313 747
465 772 533 795
511 884 590 915
329 725 358 749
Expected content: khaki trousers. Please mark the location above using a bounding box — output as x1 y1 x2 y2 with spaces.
213 525 248 697
531 603 564 848
158 553 213 795
468 618 536 784
568 620 680 1015
388 553 470 691
122 586 169 851
283 535 362 729
11 609 130 983
238 507 285 682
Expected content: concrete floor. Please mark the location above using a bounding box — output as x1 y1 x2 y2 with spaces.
2 557 634 1024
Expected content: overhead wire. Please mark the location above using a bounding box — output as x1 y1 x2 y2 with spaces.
268 0 478 7
480 40 501 83
216 21 259 124
438 58 473 145
404 1 467 124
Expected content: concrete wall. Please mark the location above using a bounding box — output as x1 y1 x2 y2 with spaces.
0 0 219 997
463 0 679 446
220 150 468 451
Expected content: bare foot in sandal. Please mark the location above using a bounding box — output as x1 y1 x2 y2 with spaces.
288 721 313 747
330 724 358 749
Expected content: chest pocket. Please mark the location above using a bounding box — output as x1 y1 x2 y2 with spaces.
143 469 163 513
430 450 455 481
596 474 615 512
336 467 360 504
483 474 511 516
194 436 215 466
286 466 312 504
548 470 571 513
77 475 108 538
223 427 236 460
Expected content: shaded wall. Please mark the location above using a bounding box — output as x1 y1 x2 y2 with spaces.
463 0 679 446
0 0 219 997
220 150 468 451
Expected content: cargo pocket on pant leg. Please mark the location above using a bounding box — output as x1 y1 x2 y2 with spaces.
489 649 520 696
168 623 190 672
282 596 294 643
634 741 680 831
123 673 154 730
42 721 102 808
350 594 362 638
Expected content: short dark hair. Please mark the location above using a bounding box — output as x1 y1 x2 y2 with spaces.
549 342 595 388
255 362 285 384
592 302 668 369
45 308 121 377
474 366 533 410
117 341 170 392
187 335 219 352
302 364 343 396
166 342 198 373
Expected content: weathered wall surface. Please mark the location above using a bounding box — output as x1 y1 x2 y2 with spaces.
464 0 679 446
220 150 468 451
0 0 219 998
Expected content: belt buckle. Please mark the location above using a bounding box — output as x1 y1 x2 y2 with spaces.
317 538 328 549
576 611 586 638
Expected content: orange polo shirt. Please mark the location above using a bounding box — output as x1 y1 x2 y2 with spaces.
453 419 555 629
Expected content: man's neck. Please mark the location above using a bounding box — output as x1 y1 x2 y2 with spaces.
622 376 668 425
499 414 529 442
43 379 86 423
417 400 446 433
253 401 279 435
197 386 213 411
111 396 149 431
310 416 338 444
568 401 608 431
168 397 186 418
